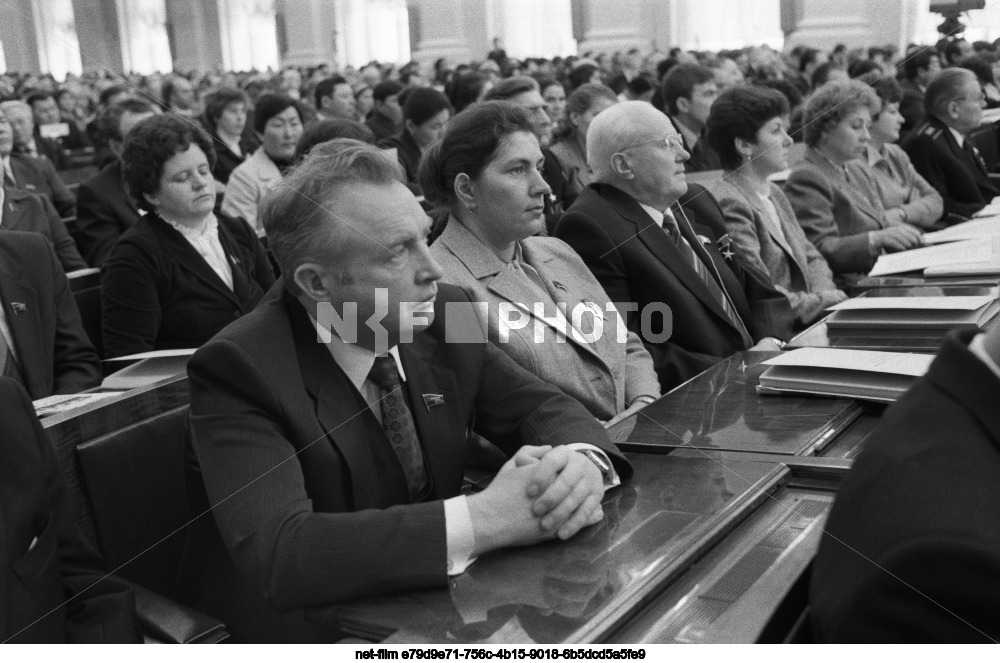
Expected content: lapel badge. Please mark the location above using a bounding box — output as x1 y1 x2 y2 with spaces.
717 233 735 261
11 301 26 314
422 393 445 410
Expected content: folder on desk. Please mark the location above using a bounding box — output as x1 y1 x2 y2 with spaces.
101 348 195 390
868 239 996 277
825 295 1000 331
923 217 1000 245
757 348 934 403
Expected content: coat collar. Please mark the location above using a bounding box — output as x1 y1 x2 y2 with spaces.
724 172 803 268
803 147 885 226
0 239 43 396
926 330 1000 448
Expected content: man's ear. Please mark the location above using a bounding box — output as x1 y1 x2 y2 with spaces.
610 152 635 180
676 96 691 115
946 100 960 120
404 119 417 135
293 262 333 302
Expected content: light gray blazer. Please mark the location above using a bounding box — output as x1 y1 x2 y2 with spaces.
784 146 891 277
431 219 660 420
221 148 281 236
713 173 843 326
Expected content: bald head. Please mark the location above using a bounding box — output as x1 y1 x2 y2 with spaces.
587 101 690 209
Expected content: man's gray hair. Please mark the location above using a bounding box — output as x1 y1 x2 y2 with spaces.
587 101 666 182
260 139 405 293
925 67 977 123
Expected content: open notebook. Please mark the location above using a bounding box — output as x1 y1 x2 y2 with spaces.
757 348 935 403
868 239 1000 277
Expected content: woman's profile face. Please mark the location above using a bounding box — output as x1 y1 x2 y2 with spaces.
146 144 215 223
869 102 903 145
467 130 551 243
748 115 792 176
820 106 871 163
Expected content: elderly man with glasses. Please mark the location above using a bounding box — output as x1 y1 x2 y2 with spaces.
554 101 792 391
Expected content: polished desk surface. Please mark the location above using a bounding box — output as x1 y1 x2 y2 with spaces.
613 352 863 458
312 451 847 644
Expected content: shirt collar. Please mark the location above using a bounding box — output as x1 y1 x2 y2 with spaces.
312 315 406 391
639 201 670 227
948 126 965 148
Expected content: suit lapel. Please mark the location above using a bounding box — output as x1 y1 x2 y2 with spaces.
669 201 737 322
805 148 885 228
0 252 43 396
288 294 391 510
1 188 36 230
735 177 808 278
398 336 463 498
150 215 244 309
929 331 1000 449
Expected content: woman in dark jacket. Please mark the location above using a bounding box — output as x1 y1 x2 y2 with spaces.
201 87 256 185
377 87 451 192
101 114 274 358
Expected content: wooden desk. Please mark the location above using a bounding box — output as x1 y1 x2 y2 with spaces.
309 452 844 644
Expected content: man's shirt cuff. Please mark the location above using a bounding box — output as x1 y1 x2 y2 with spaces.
445 495 476 576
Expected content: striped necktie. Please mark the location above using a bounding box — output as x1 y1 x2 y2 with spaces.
663 211 754 348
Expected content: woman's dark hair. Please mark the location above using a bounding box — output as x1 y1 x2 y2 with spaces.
567 64 600 90
448 72 491 113
120 114 217 213
553 83 617 142
252 93 301 133
201 87 249 135
482 76 538 102
418 101 535 212
706 84 789 171
847 59 880 79
402 87 452 126
294 118 375 160
855 70 902 118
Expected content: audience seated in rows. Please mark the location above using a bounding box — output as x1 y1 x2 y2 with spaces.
555 101 792 391
899 47 942 136
178 139 625 642
222 93 303 235
707 85 847 328
784 80 922 285
101 115 274 358
661 64 721 172
75 99 156 267
201 87 255 186
423 101 660 422
377 87 452 193
1 99 68 170
365 80 404 141
27 90 91 151
548 83 618 205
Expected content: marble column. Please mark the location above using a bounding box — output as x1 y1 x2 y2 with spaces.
70 0 125 72
0 0 43 72
408 0 491 66
781 0 917 52
275 0 338 67
165 0 225 72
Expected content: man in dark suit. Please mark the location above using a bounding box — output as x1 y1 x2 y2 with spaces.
661 64 722 173
810 325 1000 642
0 230 99 400
902 67 999 220
27 91 91 151
898 46 941 137
1 105 75 218
0 184 85 273
180 141 627 642
555 101 792 391
75 100 155 267
365 80 403 141
0 100 68 170
0 377 142 642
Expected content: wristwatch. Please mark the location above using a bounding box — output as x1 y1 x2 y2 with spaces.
760 337 787 350
578 448 613 483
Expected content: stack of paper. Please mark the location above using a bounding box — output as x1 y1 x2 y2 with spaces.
868 239 1000 277
825 295 1000 331
923 217 1000 245
757 348 935 403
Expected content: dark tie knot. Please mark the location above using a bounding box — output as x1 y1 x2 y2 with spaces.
662 216 680 245
369 356 400 389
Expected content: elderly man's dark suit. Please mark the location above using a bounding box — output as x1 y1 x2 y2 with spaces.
0 230 100 399
555 182 792 391
178 281 630 643
811 330 1000 642
902 116 1000 220
0 186 86 273
0 378 141 642
74 159 141 267
14 135 68 171
9 153 76 218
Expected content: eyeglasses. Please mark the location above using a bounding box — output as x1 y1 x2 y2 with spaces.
956 90 987 103
621 134 685 152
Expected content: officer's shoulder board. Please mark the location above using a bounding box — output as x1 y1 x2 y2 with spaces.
917 123 944 141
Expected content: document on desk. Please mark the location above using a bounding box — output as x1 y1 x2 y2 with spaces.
826 295 1000 330
33 391 125 418
923 217 1000 245
868 239 993 276
101 348 196 390
758 348 935 403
